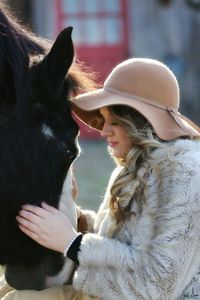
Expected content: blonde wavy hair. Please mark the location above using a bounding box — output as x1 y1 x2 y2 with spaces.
107 105 164 237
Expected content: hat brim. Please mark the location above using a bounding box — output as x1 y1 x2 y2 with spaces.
72 89 200 141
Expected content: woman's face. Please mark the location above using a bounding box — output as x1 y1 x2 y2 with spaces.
100 107 133 159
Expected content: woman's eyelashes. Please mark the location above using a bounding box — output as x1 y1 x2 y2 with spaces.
110 121 119 126
105 117 119 126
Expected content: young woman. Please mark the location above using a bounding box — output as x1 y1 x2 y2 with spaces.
4 58 200 299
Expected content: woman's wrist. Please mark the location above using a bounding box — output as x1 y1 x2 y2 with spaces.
67 233 83 265
63 232 81 257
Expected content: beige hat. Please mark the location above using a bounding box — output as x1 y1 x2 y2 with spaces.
72 58 200 140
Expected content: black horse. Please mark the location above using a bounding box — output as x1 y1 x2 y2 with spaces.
0 3 93 291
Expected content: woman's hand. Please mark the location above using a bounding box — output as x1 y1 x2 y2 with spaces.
16 202 78 254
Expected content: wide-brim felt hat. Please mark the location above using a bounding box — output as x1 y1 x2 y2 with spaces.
72 58 200 141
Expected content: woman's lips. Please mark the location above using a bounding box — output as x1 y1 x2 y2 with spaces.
108 142 119 148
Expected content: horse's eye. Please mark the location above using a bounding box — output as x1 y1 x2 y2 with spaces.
66 148 76 161
66 149 72 154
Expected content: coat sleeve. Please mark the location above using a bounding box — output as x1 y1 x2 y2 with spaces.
72 159 200 300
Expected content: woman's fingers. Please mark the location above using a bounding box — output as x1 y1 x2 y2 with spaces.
18 209 44 225
21 204 46 217
41 202 60 214
17 214 51 247
18 224 40 242
16 202 77 252
21 202 60 215
21 204 54 218
16 215 40 232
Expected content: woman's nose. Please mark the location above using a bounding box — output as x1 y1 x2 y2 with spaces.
101 123 113 138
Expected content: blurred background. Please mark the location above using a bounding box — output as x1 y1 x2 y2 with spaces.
5 0 200 211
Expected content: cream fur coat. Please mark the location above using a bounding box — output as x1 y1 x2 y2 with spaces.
73 139 200 300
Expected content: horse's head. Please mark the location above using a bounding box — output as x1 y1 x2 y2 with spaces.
0 27 81 290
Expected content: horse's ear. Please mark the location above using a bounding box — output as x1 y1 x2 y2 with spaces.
42 27 74 90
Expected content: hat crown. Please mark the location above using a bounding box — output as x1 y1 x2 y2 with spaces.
104 58 180 110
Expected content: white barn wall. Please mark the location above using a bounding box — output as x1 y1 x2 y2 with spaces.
128 0 200 124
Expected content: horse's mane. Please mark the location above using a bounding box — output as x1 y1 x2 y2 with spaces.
0 3 48 108
0 2 96 111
